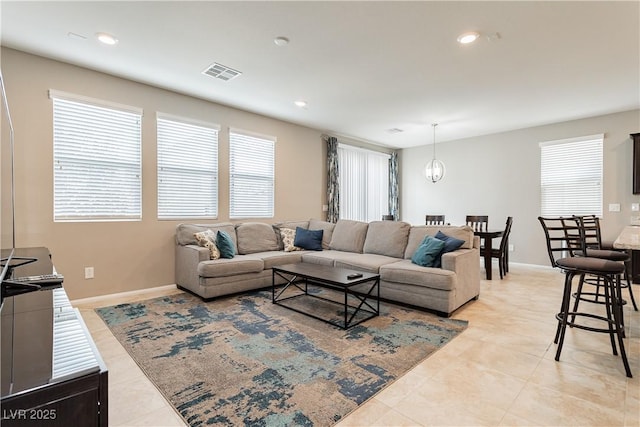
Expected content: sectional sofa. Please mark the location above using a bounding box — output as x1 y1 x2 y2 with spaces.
175 219 481 316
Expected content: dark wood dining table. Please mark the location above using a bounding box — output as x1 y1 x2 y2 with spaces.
474 229 504 280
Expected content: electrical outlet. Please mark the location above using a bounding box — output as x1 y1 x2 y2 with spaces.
84 267 94 279
508 244 514 252
609 203 621 212
322 205 328 212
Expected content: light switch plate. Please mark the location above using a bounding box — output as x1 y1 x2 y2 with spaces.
632 203 640 212
609 203 621 212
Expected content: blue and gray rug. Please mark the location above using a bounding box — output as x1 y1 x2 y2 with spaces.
96 290 467 426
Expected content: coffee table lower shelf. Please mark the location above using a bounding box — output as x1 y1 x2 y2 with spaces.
272 264 380 330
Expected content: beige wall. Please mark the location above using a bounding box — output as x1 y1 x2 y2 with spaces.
400 110 640 266
1 48 325 299
3 47 639 296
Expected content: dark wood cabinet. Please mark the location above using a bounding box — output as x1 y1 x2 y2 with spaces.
632 133 640 194
1 248 108 426
632 250 640 284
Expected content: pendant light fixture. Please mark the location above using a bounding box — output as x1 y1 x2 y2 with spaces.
425 123 445 183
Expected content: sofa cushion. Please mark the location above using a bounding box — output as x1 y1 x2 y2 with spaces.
433 230 465 268
176 223 236 246
216 230 236 259
308 219 336 250
380 259 456 291
256 251 304 269
405 225 474 259
411 236 445 267
235 222 280 254
329 219 369 253
279 228 303 252
363 220 411 258
273 220 309 250
334 253 400 273
197 256 264 278
294 227 323 251
194 229 221 260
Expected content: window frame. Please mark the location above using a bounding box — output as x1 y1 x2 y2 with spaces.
228 128 276 219
156 113 220 220
50 90 143 222
337 143 391 222
539 133 604 217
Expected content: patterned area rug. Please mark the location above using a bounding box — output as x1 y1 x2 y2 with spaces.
96 289 467 426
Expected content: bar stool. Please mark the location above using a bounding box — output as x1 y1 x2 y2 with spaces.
569 216 637 332
538 216 632 378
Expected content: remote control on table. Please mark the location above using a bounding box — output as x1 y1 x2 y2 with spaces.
347 273 363 280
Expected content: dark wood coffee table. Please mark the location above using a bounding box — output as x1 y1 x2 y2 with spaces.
272 263 380 329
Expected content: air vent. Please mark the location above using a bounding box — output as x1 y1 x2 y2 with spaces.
386 128 404 134
202 63 242 81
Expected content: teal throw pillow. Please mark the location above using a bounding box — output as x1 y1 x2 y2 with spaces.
216 230 236 259
293 227 324 251
411 236 445 267
433 230 466 268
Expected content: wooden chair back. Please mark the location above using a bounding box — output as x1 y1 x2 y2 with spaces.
425 215 445 225
466 215 489 232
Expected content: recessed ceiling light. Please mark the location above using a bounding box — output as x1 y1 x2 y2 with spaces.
274 36 290 46
457 31 480 44
96 32 118 46
294 100 307 108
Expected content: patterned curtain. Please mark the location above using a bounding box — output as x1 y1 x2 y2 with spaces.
389 151 399 220
326 136 340 223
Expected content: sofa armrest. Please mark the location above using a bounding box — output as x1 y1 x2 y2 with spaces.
175 244 208 289
441 247 481 300
441 247 478 273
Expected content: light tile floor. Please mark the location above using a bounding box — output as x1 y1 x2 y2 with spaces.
74 265 640 426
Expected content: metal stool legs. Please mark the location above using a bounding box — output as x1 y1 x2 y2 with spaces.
555 270 632 378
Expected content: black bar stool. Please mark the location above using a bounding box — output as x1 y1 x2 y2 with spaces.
538 216 632 378
568 216 637 335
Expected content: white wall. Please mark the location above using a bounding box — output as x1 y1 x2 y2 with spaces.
400 110 640 266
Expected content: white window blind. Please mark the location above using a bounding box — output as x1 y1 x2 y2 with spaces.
52 94 142 221
338 144 390 222
157 115 219 219
540 134 603 217
229 129 275 219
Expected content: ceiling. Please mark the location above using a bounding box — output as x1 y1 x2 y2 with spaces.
1 1 638 149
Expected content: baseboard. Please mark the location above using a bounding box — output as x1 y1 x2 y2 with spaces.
70 284 179 306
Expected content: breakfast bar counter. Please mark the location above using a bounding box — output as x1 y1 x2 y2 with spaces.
613 225 640 250
614 225 640 284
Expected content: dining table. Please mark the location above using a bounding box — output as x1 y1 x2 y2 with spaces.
474 229 505 280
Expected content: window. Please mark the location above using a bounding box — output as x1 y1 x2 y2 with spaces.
338 144 390 222
157 115 219 219
51 91 142 221
540 134 603 217
229 129 275 218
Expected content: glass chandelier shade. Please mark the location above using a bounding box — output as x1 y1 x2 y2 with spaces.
425 123 445 183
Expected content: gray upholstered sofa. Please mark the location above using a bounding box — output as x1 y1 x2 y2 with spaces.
175 219 481 316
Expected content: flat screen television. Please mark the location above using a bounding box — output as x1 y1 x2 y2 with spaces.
1 69 16 285
0 70 37 303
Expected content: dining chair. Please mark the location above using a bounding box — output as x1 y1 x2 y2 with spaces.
425 215 445 225
466 215 488 232
480 217 513 279
538 216 631 377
